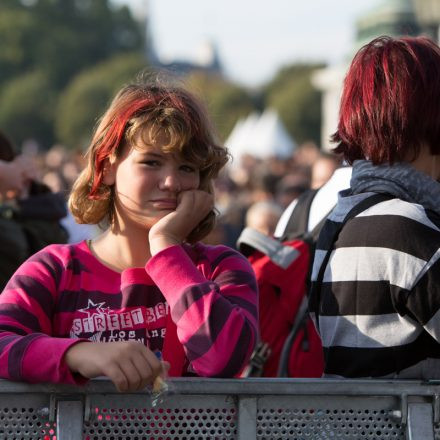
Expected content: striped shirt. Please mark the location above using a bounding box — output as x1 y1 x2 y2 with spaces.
310 191 440 378
0 241 258 384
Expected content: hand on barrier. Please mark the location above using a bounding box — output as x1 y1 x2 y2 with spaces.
65 341 168 392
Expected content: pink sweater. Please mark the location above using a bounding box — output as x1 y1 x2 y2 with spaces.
0 241 258 384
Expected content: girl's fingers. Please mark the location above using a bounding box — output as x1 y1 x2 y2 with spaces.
140 346 163 379
122 358 146 392
131 351 155 390
104 364 130 393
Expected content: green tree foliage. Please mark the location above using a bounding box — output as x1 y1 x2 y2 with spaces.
0 0 143 89
0 71 57 146
264 64 324 146
0 0 144 148
55 53 147 150
185 72 256 141
0 7 37 85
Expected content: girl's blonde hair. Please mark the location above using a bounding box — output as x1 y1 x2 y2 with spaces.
69 78 229 243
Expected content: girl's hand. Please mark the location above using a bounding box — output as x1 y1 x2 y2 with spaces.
64 341 166 392
149 190 214 255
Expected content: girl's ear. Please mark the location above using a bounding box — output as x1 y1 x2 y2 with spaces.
102 158 117 186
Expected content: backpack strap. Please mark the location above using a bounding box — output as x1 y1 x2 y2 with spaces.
282 188 319 240
277 294 309 377
237 227 300 269
311 192 394 333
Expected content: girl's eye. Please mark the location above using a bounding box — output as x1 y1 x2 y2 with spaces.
141 160 161 167
180 164 197 173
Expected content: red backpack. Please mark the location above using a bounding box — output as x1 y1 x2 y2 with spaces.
237 189 327 378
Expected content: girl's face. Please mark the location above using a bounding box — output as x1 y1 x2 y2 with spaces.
103 131 201 231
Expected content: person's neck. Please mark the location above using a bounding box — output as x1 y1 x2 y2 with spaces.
90 226 151 273
406 145 440 182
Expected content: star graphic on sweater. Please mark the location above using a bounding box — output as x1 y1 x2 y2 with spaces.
78 299 106 317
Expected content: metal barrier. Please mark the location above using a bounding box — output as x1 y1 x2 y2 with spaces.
0 378 439 439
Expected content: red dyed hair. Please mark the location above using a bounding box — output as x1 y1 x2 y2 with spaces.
332 36 440 164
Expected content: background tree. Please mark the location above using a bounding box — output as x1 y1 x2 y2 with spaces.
0 71 57 146
0 0 144 149
0 0 325 152
185 72 257 141
55 53 147 150
263 63 324 146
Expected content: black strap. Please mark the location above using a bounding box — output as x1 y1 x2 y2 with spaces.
277 295 309 377
277 189 335 376
282 189 319 240
312 192 393 333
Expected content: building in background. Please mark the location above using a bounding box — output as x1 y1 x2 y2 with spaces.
137 0 223 77
151 39 223 77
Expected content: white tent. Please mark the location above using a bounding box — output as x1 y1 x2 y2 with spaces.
224 112 260 161
225 109 296 166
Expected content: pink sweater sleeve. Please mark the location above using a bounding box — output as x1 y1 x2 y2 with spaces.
146 244 258 377
0 249 88 384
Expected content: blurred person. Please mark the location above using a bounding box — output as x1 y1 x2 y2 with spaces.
274 164 351 239
0 131 68 289
0 79 258 391
202 174 249 248
245 200 283 237
62 160 81 187
292 141 320 168
44 144 68 170
310 151 341 189
310 36 440 379
0 132 37 198
42 160 99 244
41 145 100 243
228 153 259 188
252 171 280 202
275 170 311 210
245 161 285 204
41 169 67 194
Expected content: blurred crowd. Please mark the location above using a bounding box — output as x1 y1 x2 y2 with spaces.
207 142 341 247
1 137 342 251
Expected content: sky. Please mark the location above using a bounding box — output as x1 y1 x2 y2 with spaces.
113 0 383 87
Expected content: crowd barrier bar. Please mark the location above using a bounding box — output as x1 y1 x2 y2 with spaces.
0 377 439 439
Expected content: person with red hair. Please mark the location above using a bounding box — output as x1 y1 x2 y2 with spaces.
310 36 440 379
0 78 258 391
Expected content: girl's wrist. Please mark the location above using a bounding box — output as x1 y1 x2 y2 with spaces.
149 234 182 256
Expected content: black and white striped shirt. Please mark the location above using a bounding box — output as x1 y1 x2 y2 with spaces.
310 191 440 379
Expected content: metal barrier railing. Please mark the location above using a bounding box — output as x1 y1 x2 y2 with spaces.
0 378 438 439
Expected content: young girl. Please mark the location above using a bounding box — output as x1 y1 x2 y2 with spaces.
0 80 258 392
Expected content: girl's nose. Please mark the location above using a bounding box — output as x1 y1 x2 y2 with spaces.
159 171 181 192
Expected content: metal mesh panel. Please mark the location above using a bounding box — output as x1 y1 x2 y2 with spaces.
0 380 438 440
0 394 55 440
256 395 405 439
84 395 237 440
